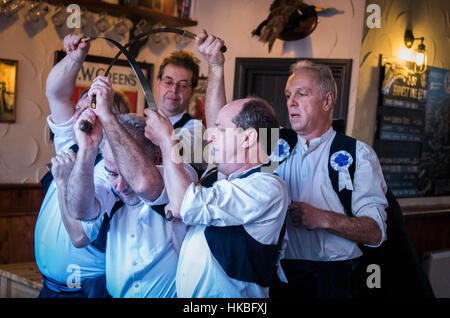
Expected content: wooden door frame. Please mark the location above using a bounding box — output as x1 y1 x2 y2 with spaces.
233 57 352 128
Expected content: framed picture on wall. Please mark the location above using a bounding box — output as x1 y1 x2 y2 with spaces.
54 51 154 115
0 58 18 123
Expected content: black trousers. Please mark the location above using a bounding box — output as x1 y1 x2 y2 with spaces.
270 258 360 298
38 275 111 298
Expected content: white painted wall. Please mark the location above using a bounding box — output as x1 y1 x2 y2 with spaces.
0 0 366 183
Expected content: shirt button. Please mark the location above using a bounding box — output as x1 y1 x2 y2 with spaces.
135 283 139 288
132 261 137 266
130 234 135 238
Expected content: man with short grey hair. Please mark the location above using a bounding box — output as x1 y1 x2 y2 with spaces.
271 60 388 298
289 60 337 107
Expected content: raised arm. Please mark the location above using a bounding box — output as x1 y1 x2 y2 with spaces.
196 30 227 129
46 33 90 124
90 76 163 202
66 109 104 220
51 149 90 248
144 109 191 217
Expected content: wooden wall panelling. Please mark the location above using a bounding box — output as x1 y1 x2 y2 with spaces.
0 217 9 264
404 211 450 258
0 184 44 265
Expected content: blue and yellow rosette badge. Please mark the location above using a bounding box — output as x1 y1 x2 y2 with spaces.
330 150 354 191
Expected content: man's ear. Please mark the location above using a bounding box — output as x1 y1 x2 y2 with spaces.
322 92 334 112
241 128 258 149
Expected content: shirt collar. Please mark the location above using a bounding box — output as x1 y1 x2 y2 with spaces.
297 126 335 152
227 163 268 181
168 112 187 125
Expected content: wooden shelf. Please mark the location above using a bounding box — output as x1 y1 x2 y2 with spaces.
46 0 197 27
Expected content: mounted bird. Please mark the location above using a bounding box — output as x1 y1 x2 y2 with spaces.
252 0 323 53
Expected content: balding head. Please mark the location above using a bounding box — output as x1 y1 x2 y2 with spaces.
208 97 280 175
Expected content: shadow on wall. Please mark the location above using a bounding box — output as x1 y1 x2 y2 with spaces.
23 19 48 38
354 65 380 145
148 35 171 56
0 14 18 33
282 36 312 57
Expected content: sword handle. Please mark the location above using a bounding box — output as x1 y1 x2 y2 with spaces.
79 95 96 134
91 95 97 109
79 120 93 134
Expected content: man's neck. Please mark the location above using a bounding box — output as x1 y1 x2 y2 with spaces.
297 124 332 147
161 108 186 119
219 162 261 178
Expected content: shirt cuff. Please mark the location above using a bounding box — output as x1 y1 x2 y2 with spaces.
179 182 203 225
82 214 104 242
357 206 387 248
47 115 75 154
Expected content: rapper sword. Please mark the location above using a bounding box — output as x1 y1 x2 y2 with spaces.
78 28 226 134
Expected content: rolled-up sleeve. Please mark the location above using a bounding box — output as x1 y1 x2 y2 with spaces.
82 213 105 242
180 174 288 227
46 115 74 155
353 142 388 247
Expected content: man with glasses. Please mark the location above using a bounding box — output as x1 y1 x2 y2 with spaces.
156 50 207 175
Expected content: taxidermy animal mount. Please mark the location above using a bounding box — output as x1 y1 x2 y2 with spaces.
252 0 328 52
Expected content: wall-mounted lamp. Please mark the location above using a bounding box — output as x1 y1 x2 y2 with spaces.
404 29 428 74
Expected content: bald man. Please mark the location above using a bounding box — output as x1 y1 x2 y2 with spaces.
144 97 289 298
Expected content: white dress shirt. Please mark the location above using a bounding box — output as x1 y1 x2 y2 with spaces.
169 112 206 169
176 165 289 298
83 165 198 298
34 115 109 285
276 127 388 261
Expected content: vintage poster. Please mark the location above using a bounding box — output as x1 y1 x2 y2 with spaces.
55 51 153 115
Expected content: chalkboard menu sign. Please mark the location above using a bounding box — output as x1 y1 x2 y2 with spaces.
374 58 426 198
374 58 450 198
420 67 450 196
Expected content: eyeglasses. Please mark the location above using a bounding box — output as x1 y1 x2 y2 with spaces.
160 77 191 91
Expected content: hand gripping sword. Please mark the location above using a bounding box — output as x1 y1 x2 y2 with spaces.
78 28 226 134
